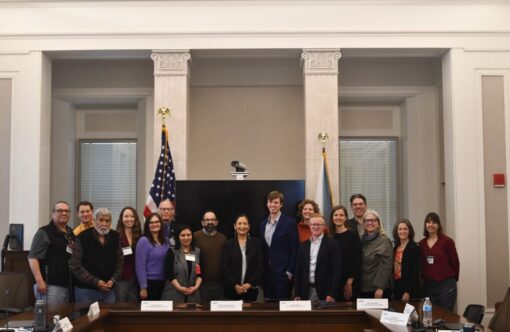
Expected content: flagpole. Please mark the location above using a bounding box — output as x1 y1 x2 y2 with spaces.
158 107 170 198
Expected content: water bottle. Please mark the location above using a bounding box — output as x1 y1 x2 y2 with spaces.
422 297 433 327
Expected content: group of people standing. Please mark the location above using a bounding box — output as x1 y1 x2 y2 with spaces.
28 191 459 312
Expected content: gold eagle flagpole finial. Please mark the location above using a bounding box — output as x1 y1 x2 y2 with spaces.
318 132 329 152
157 107 171 126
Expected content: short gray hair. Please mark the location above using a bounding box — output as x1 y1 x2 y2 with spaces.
363 209 385 235
94 207 112 221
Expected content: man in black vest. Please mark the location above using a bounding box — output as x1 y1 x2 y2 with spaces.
69 207 123 304
28 201 76 305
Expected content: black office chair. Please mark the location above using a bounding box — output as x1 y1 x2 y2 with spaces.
463 304 485 324
0 272 33 320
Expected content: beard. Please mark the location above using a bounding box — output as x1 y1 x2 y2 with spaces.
204 223 216 233
97 228 110 236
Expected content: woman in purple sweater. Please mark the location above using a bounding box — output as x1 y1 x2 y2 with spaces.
135 213 170 300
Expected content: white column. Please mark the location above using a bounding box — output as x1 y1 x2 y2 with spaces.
442 49 487 313
151 50 191 179
1 51 52 244
301 49 341 202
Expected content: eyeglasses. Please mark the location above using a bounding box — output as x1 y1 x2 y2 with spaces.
203 218 217 222
54 209 71 214
309 223 323 228
364 218 378 224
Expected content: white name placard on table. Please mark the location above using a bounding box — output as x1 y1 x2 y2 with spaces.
140 301 173 312
380 310 411 326
87 301 100 317
279 300 312 311
55 317 73 332
210 301 243 311
357 298 388 310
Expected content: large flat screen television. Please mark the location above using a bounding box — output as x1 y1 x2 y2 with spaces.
175 180 305 238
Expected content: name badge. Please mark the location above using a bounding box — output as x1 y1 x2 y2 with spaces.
66 245 73 254
122 246 133 256
185 254 196 262
427 256 434 264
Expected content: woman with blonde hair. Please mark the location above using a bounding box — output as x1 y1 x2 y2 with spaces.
359 209 393 299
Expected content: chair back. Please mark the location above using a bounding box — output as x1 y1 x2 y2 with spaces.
0 271 33 317
463 304 485 324
490 287 510 331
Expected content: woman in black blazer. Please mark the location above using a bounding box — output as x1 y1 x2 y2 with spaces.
392 219 421 302
221 214 263 302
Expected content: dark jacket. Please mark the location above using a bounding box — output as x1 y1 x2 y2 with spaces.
259 213 299 276
221 237 263 299
394 241 421 299
294 236 342 301
39 221 75 287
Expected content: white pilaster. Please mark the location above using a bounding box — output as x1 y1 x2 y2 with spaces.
151 50 191 179
301 49 341 202
442 49 487 313
1 51 52 244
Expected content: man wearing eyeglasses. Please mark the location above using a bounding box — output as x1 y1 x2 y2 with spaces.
28 201 76 304
194 210 226 303
159 199 177 247
294 214 342 303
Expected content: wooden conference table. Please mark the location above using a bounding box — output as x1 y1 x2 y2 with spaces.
2 301 487 332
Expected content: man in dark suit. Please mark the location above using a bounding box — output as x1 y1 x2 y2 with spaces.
259 191 299 300
294 213 342 302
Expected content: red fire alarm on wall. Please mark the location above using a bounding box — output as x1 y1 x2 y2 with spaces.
494 173 505 188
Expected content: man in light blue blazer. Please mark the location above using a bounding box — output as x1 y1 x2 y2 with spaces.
259 191 299 300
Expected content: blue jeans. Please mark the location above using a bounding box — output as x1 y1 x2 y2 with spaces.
34 284 69 305
74 287 115 305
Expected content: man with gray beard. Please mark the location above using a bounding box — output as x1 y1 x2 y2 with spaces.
69 208 123 304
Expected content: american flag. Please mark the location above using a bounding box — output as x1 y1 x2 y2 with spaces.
144 125 176 217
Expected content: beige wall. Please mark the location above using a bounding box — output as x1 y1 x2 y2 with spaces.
52 59 153 89
482 75 509 307
0 78 11 255
189 86 305 179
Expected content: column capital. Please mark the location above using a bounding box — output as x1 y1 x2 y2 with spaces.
301 49 342 75
151 50 191 77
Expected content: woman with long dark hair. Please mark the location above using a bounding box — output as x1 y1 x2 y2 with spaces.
419 212 459 311
162 224 202 304
329 205 361 300
135 213 169 300
221 214 263 302
115 206 142 302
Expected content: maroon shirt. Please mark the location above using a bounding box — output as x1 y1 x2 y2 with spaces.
119 231 136 281
419 234 459 282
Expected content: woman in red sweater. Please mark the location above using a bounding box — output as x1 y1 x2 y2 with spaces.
419 212 459 311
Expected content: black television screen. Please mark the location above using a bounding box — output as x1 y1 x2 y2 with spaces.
174 180 305 238
8 223 23 251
